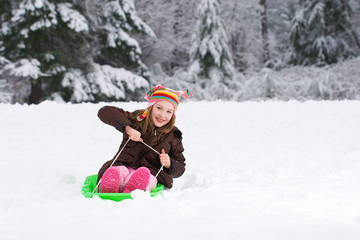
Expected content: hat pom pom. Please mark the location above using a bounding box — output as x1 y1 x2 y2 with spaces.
178 89 192 100
137 109 148 121
185 89 192 100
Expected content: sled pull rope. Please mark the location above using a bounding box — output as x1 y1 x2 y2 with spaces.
92 138 130 193
141 141 164 178
141 141 160 154
155 166 164 178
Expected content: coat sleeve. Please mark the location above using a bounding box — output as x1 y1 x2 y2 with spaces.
165 138 186 178
97 106 133 133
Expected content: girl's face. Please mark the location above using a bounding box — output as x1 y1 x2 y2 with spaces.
151 101 174 127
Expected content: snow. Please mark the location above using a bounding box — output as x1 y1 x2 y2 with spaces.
4 58 45 79
102 0 154 49
106 27 139 50
58 3 89 33
1 100 360 239
121 0 156 38
62 69 94 102
11 1 58 38
89 64 149 96
62 64 149 102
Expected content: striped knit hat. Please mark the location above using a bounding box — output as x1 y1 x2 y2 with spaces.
137 85 192 121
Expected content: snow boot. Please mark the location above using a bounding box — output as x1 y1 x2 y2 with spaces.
122 167 153 193
100 166 130 193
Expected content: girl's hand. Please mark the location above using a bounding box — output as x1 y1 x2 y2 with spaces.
159 149 171 169
125 126 143 142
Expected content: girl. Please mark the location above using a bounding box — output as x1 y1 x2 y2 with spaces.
97 85 191 193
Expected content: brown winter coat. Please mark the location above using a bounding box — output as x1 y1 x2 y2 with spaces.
97 106 186 188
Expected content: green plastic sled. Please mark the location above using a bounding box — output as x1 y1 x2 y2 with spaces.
81 174 165 202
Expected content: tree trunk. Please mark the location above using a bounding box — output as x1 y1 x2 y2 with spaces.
29 80 43 104
172 1 188 70
259 0 270 66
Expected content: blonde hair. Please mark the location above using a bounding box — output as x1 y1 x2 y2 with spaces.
133 106 175 138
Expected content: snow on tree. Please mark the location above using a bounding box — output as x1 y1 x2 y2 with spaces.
326 0 360 52
84 0 155 78
134 0 198 74
188 0 237 99
0 0 90 103
170 1 194 71
61 0 155 103
62 64 148 102
265 0 297 70
288 0 360 66
0 0 154 103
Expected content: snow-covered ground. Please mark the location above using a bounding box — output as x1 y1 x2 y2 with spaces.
1 100 360 240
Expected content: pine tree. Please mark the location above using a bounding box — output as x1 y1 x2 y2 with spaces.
325 0 360 53
220 0 249 72
62 0 155 103
288 0 360 66
188 0 235 98
85 0 155 78
0 0 154 103
266 1 297 69
171 1 187 70
134 0 197 74
0 0 90 103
